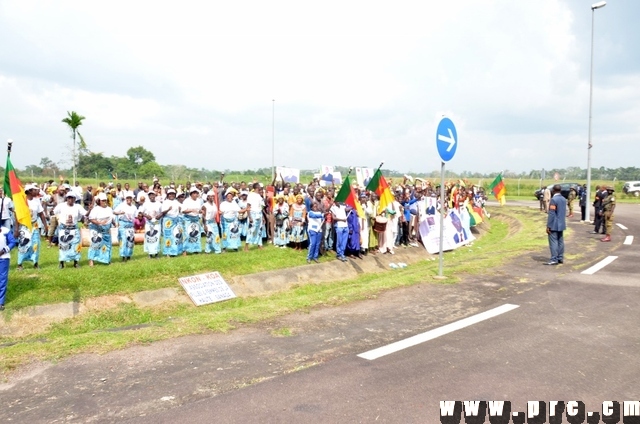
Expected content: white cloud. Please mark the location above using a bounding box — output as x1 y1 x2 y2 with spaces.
0 0 637 175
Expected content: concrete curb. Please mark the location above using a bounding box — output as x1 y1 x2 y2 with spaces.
0 246 436 334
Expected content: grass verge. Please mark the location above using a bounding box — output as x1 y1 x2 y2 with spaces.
0 206 548 376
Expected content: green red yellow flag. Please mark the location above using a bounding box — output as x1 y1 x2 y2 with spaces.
489 174 506 205
466 202 483 226
335 175 364 218
365 169 395 213
4 155 31 230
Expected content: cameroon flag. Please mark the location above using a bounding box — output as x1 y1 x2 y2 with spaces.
335 175 364 218
489 174 506 205
4 156 31 230
466 202 483 226
365 169 395 213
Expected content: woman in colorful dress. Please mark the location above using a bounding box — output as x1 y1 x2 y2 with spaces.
181 187 203 255
245 184 265 250
114 193 137 261
367 193 380 253
53 192 87 269
202 191 222 254
306 201 324 263
160 188 183 257
359 192 370 255
16 184 49 270
236 191 250 240
139 190 163 259
87 192 115 267
288 194 307 250
272 194 289 248
219 189 244 251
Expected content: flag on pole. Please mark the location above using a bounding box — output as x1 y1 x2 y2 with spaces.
4 155 31 230
365 168 395 213
335 175 364 218
489 174 506 205
466 202 483 226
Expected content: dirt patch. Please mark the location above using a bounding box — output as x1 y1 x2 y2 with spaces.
81 295 133 313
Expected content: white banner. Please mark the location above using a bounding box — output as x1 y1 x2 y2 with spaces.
355 167 374 188
319 165 334 187
419 200 475 254
179 271 236 306
276 167 300 184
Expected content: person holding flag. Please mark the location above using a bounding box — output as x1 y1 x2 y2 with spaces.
365 165 395 214
4 140 46 269
333 173 364 262
0 224 17 310
489 173 506 205
16 184 49 270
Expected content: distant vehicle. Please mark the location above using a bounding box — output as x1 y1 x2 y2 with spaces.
534 183 581 200
623 181 640 197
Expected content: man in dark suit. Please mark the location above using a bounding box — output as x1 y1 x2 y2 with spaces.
545 184 567 265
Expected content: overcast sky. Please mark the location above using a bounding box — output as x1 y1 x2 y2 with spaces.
1 0 637 175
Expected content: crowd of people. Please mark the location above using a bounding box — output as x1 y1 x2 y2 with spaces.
3 174 488 270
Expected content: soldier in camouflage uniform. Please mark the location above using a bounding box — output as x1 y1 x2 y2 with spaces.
567 186 577 218
600 186 616 242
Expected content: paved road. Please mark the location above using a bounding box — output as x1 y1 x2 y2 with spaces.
125 203 640 423
2 203 638 423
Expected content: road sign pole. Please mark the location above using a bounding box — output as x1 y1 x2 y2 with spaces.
435 116 457 280
438 161 445 277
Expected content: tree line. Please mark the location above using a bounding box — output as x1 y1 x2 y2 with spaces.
8 111 640 183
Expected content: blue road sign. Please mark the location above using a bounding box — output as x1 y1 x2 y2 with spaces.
436 117 458 162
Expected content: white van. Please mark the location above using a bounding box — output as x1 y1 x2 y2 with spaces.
623 181 640 197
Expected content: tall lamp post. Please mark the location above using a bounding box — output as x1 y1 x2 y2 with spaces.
272 99 275 181
585 0 606 223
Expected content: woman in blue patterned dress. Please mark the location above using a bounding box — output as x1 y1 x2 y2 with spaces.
236 191 250 239
161 188 184 257
272 194 289 248
202 191 222 254
219 190 245 251
87 192 115 266
288 194 307 250
245 184 265 250
114 193 137 261
181 187 203 255
53 192 87 268
17 184 49 270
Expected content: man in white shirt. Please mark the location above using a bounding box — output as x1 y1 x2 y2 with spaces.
0 189 14 230
330 201 349 262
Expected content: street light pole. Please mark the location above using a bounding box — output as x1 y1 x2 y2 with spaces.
585 1 606 223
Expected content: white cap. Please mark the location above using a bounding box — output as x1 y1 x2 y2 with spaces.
24 183 38 192
96 193 108 201
166 188 177 195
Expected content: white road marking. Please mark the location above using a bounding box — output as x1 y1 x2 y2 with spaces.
616 223 628 230
357 304 520 361
624 236 634 245
581 256 618 275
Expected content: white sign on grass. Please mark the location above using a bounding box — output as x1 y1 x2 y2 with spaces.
178 272 236 306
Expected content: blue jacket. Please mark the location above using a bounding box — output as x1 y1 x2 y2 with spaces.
547 193 567 231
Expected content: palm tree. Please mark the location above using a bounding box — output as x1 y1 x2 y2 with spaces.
61 111 86 184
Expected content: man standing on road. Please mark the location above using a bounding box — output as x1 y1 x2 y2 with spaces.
542 186 551 213
591 186 606 234
579 184 587 222
545 184 566 265
600 186 616 242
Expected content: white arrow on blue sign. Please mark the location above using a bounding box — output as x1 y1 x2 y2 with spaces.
436 117 458 162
